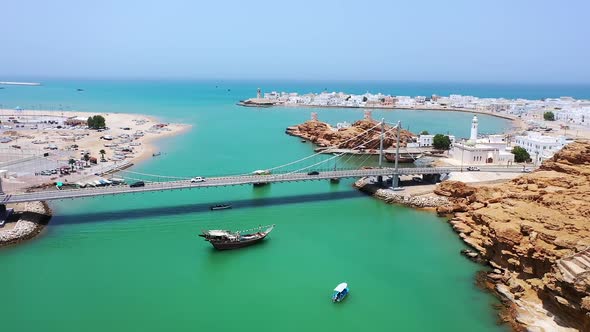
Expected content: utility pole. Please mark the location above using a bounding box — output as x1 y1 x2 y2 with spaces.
393 120 401 188
378 118 384 168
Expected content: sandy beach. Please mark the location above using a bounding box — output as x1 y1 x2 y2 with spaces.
0 109 191 193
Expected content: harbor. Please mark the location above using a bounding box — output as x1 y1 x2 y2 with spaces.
0 80 587 332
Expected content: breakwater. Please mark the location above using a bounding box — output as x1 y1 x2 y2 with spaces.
353 178 448 208
0 201 51 247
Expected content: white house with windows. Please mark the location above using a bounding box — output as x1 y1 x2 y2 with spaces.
514 132 571 164
418 134 456 147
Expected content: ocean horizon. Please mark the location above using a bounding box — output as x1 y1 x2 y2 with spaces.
2 79 590 101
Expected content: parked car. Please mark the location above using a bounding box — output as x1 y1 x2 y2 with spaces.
130 181 145 188
467 166 480 171
522 168 532 173
412 176 423 182
307 171 320 176
191 176 205 183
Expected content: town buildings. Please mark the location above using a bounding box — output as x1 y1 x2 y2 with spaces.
514 132 571 164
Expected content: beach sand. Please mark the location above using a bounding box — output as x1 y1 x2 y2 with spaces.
0 109 191 193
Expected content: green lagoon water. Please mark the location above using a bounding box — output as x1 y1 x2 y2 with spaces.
0 81 514 331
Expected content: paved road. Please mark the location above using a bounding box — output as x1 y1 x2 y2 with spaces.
0 166 532 204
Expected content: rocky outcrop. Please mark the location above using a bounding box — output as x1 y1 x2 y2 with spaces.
0 201 51 247
286 119 416 149
354 179 449 208
435 141 590 331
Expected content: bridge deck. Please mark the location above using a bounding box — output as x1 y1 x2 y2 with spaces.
0 166 529 204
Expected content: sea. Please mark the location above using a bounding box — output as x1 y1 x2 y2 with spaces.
1 80 588 332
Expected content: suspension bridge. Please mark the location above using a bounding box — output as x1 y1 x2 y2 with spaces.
0 120 529 204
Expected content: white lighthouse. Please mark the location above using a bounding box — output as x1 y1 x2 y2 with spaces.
470 115 478 141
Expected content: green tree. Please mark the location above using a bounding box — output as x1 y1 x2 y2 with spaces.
543 111 555 121
99 149 106 161
420 130 429 135
87 115 106 129
93 115 106 128
83 153 90 167
511 146 530 163
432 134 451 150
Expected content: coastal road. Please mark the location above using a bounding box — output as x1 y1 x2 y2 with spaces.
0 166 533 204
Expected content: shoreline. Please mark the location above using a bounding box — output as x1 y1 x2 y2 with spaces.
240 101 520 121
0 109 192 247
244 102 527 136
353 142 590 331
0 109 191 193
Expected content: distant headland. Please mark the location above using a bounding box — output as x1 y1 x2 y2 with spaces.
0 81 41 86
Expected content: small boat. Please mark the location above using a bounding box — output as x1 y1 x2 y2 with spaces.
301 140 306 143
330 178 340 183
332 282 349 303
210 203 232 211
77 88 84 91
384 153 421 163
198 225 275 250
152 152 161 157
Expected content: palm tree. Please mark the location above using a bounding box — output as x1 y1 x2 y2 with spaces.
68 158 76 171
99 149 106 161
83 153 90 167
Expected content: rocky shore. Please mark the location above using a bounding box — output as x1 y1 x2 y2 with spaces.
354 178 448 209
0 201 52 247
353 141 590 331
285 118 415 149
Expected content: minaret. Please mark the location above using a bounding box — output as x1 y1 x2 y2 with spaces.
470 115 478 141
257 88 261 99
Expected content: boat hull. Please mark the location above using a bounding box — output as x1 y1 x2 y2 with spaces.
207 233 269 250
384 154 417 163
210 205 231 210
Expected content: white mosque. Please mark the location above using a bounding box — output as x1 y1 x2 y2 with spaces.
449 116 515 165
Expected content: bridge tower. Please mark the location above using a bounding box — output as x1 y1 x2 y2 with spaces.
378 118 385 168
392 121 401 188
257 88 261 99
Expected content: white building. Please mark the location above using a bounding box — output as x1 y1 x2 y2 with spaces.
418 134 456 147
514 132 570 164
449 116 515 165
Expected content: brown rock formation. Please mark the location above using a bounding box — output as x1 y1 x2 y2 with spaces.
285 119 415 149
435 141 590 331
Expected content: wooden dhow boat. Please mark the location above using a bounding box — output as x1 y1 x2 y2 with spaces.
198 224 275 250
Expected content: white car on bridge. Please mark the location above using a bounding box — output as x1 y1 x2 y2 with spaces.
191 176 205 183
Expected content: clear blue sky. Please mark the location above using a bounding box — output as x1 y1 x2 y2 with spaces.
2 0 589 83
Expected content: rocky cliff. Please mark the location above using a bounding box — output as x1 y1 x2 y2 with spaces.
285 119 415 149
435 141 590 331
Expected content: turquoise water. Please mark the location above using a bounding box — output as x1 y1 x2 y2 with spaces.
0 80 523 331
